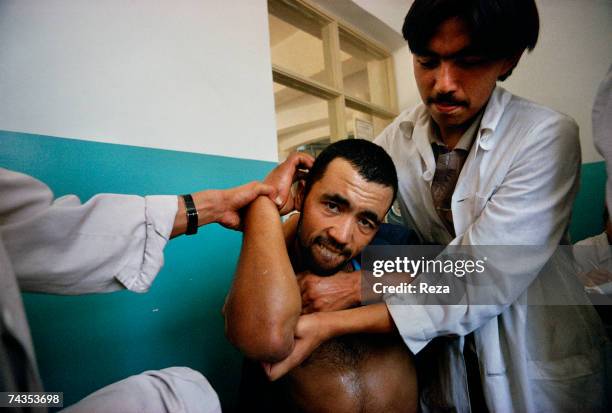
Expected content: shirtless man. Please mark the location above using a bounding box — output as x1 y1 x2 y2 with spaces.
224 139 417 412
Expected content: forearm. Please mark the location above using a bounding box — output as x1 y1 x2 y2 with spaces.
262 303 399 381
318 303 395 339
171 190 223 238
225 196 301 361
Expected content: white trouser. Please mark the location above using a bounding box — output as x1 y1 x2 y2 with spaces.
62 367 221 413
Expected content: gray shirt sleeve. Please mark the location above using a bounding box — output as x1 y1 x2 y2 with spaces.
0 168 178 294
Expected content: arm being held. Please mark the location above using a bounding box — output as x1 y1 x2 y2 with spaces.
264 303 395 380
0 167 275 295
171 181 276 236
224 196 302 362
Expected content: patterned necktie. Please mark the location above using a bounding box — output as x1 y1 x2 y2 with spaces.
431 144 469 236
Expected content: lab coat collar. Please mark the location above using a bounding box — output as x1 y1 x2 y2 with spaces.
478 86 512 151
397 86 512 152
398 106 428 139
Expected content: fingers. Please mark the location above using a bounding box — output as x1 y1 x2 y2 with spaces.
264 152 313 211
261 362 272 377
287 151 314 170
591 270 608 284
301 304 315 315
234 181 279 207
589 269 612 285
287 152 313 189
298 274 317 305
266 348 304 381
295 169 308 181
301 298 333 313
298 273 320 291
220 213 241 231
248 181 277 199
215 181 278 230
266 316 321 380
260 184 283 207
297 273 310 291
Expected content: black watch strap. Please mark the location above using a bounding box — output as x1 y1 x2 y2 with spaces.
182 194 198 235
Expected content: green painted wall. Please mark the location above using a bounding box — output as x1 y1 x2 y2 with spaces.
0 130 607 410
571 161 607 242
0 131 275 410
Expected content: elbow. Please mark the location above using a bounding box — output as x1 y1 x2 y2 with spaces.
252 328 295 362
224 290 301 362
225 318 294 362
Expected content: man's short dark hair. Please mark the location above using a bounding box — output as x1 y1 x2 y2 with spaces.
303 139 398 207
402 0 539 80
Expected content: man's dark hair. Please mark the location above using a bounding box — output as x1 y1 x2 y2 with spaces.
302 139 398 207
402 0 539 80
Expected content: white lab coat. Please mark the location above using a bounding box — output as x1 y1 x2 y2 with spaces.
0 168 221 412
375 87 611 412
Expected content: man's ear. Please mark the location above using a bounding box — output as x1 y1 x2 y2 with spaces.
498 52 523 81
294 180 306 212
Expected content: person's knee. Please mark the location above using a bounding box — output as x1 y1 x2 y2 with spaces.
154 366 215 392
144 367 221 413
63 366 221 413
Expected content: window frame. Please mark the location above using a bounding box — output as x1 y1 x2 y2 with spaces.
268 0 399 150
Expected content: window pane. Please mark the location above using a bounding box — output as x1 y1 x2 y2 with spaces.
268 0 331 86
274 82 331 161
295 140 331 159
340 29 391 109
346 107 391 140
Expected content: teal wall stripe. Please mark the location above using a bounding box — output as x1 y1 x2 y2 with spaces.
1 131 276 410
571 161 607 242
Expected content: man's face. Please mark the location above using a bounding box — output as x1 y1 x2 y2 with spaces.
296 158 394 276
413 17 517 132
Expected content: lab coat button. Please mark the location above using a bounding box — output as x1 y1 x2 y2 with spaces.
423 171 434 181
479 131 491 146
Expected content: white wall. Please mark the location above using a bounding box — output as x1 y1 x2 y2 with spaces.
310 0 405 50
351 0 409 42
505 0 612 163
0 0 278 162
2 0 608 163
356 0 612 163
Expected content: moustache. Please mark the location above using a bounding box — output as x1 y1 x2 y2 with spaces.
428 94 468 107
314 236 351 257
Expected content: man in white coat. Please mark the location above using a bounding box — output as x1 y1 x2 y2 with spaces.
263 0 610 411
0 154 312 412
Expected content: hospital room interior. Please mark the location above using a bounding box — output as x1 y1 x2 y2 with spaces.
1 0 611 411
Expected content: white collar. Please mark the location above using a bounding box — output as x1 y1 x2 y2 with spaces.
398 86 512 151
